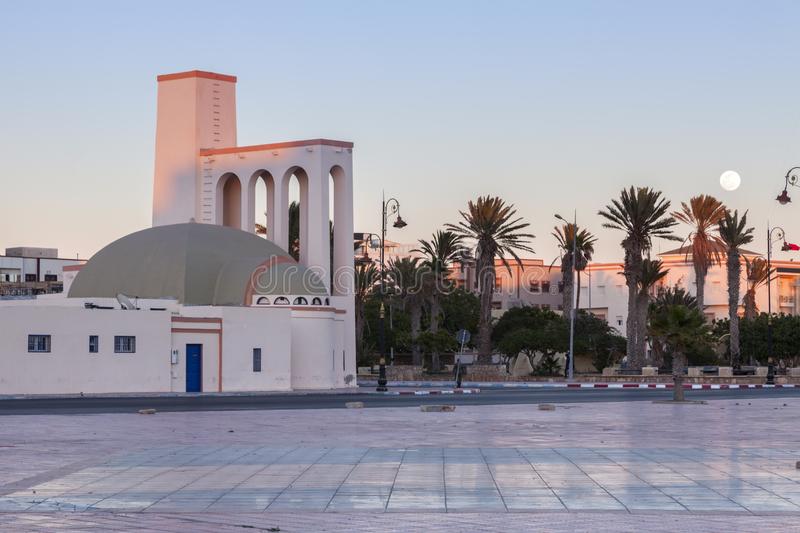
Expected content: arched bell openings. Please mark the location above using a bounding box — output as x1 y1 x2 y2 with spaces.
249 170 275 238
216 172 242 229
282 166 309 262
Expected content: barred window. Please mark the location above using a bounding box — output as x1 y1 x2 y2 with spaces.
114 336 136 353
28 335 51 353
89 335 99 353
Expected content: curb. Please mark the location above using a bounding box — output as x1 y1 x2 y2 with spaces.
368 388 481 396
358 381 797 390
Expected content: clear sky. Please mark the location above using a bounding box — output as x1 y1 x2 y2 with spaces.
2 1 800 263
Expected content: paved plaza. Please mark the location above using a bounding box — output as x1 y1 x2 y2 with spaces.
0 395 799 531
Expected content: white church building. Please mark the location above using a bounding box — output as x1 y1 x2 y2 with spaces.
0 70 357 395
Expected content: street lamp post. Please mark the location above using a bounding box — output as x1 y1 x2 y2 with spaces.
767 224 792 383
776 166 800 205
376 194 406 392
555 212 577 382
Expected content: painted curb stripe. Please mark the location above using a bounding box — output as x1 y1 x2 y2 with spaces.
359 381 795 390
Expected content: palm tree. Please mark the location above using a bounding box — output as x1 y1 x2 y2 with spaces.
414 231 466 370
652 286 698 310
743 257 772 320
551 223 597 317
386 257 429 366
354 261 380 358
717 210 754 367
598 187 680 370
672 195 727 313
648 304 709 401
636 259 669 364
446 196 535 363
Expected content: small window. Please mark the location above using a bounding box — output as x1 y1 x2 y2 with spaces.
253 348 262 372
542 281 551 294
89 335 99 353
324 298 330 306
312 297 322 306
25 274 37 282
114 336 136 353
44 274 57 282
274 297 290 305
529 281 540 293
256 296 270 305
293 297 308 305
28 334 51 353
542 304 551 311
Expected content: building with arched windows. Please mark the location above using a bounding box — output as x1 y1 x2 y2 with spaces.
0 70 356 395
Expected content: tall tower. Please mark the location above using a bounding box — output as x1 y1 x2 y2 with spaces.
152 70 237 226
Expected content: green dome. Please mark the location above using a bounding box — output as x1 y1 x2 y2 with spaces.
68 223 327 305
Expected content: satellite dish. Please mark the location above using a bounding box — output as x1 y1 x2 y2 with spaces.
116 293 136 310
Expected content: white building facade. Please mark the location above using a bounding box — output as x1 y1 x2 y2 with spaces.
0 70 357 395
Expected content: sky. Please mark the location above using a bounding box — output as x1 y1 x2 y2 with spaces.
2 1 800 263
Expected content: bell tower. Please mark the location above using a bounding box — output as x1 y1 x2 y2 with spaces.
152 70 237 226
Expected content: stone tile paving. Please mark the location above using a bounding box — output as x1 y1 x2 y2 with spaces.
0 397 798 530
3 444 800 514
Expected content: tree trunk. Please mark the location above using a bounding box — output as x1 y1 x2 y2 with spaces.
743 290 756 321
477 253 495 363
624 246 642 369
633 291 649 370
672 351 685 402
728 251 741 367
561 257 573 319
429 295 441 371
575 270 582 311
355 302 365 356
410 304 422 366
695 262 706 317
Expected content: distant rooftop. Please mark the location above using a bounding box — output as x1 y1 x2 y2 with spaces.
4 247 58 259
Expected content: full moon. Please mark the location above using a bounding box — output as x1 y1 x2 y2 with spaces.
720 170 741 191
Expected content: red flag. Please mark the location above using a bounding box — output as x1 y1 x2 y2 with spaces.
783 241 800 251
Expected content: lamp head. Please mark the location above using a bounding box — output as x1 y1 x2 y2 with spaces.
777 189 792 205
393 216 408 229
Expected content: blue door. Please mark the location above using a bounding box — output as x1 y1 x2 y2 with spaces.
186 344 202 392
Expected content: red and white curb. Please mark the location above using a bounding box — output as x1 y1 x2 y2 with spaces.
360 381 796 391
371 389 481 396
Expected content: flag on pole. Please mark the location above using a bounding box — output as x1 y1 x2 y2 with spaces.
783 241 800 251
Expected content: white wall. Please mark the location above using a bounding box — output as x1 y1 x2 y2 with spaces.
0 306 172 394
219 307 292 391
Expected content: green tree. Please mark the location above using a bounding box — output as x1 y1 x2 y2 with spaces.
672 195 727 313
386 257 429 366
551 222 597 315
414 230 466 370
446 196 535 363
354 262 380 360
717 209 754 367
598 187 680 370
743 257 773 321
648 304 710 401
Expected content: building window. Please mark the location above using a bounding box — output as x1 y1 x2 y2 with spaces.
89 335 99 353
558 281 564 294
256 296 270 305
491 301 502 310
28 334 51 353
542 304 551 311
25 274 37 282
44 274 57 282
114 336 136 353
274 297 290 305
542 281 551 294
293 296 308 305
253 348 262 372
312 297 322 306
616 315 623 327
529 280 540 293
